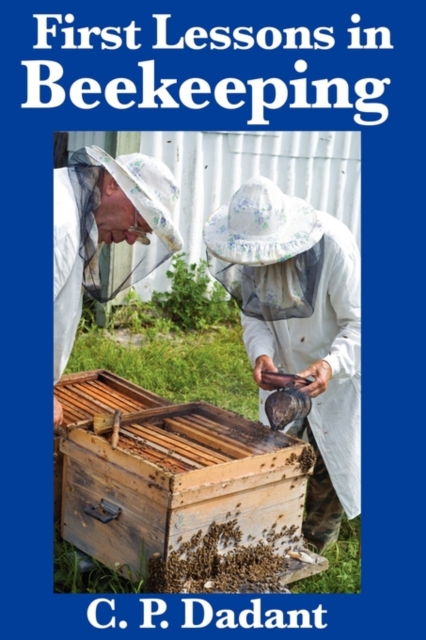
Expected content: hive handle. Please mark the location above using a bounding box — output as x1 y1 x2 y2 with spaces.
84 499 122 523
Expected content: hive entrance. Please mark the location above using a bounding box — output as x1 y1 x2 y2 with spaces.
148 519 305 593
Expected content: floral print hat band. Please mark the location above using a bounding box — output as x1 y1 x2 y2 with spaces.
203 176 323 265
85 145 183 253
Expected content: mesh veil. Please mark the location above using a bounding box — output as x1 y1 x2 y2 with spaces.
207 236 325 321
67 149 175 303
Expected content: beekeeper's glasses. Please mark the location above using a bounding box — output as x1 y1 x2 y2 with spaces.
128 208 151 245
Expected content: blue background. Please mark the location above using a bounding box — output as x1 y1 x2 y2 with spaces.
1 0 422 636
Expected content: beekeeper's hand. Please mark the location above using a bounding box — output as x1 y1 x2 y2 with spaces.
54 395 63 427
297 360 332 398
253 355 278 390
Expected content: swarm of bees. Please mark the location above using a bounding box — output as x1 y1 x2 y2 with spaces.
146 519 304 594
298 444 317 473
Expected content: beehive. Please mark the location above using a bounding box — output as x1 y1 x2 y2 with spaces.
60 401 321 588
54 370 171 522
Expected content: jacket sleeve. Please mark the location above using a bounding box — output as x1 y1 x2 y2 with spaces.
321 238 361 381
240 312 277 367
54 174 81 301
54 232 80 301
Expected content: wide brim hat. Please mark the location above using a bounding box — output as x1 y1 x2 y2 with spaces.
85 145 183 253
203 176 323 265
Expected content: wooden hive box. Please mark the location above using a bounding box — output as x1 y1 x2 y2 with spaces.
60 401 321 587
54 370 172 522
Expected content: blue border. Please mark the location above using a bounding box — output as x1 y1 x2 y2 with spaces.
1 1 422 636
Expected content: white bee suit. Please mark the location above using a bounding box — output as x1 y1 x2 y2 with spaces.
53 147 183 385
241 211 361 520
53 168 88 383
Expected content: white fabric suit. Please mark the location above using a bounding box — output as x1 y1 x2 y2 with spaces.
241 211 360 519
54 168 96 383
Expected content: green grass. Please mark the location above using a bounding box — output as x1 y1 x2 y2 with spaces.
66 321 259 417
54 527 147 594
56 307 360 595
291 515 361 594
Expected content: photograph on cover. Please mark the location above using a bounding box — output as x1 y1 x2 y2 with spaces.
54 130 360 595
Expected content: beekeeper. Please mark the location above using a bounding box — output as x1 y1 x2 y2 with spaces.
203 176 360 552
54 145 183 426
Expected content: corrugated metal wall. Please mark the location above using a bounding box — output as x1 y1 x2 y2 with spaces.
68 131 108 153
66 130 360 302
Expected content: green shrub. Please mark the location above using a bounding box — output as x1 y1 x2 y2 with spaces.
152 252 239 331
108 289 174 335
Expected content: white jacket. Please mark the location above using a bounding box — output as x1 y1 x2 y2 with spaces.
241 211 360 519
54 169 87 383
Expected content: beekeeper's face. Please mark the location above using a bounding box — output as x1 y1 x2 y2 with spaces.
95 174 152 245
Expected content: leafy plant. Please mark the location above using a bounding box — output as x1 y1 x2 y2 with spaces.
81 254 239 336
152 252 238 331
107 289 174 336
79 294 99 333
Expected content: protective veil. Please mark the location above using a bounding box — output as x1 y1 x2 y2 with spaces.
67 147 183 303
207 237 324 322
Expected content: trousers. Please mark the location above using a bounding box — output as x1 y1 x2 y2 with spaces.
287 418 344 553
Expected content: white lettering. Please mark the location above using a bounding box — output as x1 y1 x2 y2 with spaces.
62 25 100 49
348 13 393 49
353 78 391 125
33 14 63 49
216 609 238 629
153 14 184 49
139 598 168 629
179 79 210 109
265 609 287 629
87 598 116 629
32 13 140 49
247 77 288 124
123 21 142 50
181 598 213 629
239 599 264 629
105 78 136 109
21 60 65 107
311 78 353 108
348 13 363 49
233 26 255 49
287 609 313 629
313 27 335 50
19 57 391 126
69 78 101 109
137 60 179 108
257 27 282 50
289 59 311 108
313 604 328 629
214 78 246 109
283 26 313 49
210 26 231 50
100 27 122 50
185 27 208 50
